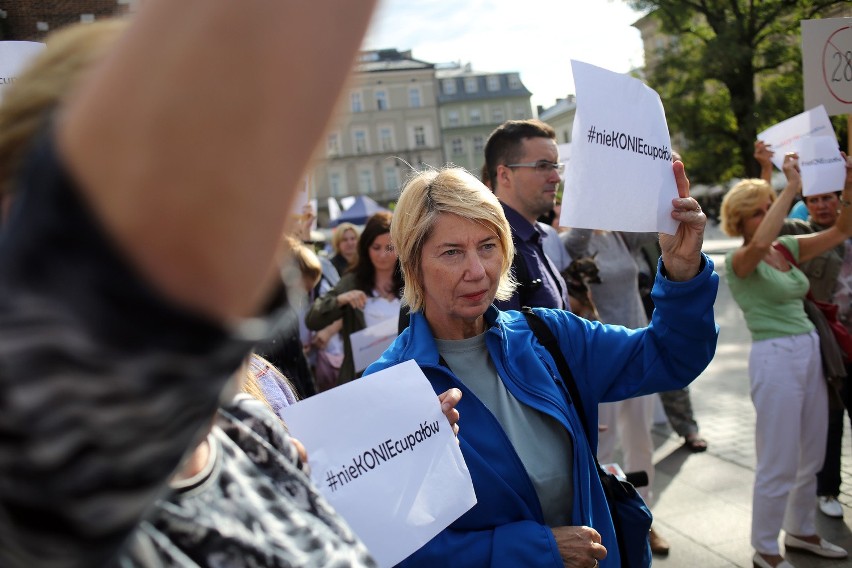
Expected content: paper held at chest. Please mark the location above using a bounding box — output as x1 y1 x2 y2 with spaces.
561 60 679 234
280 359 476 567
350 315 398 373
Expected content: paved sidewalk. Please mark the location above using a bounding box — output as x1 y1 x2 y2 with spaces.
644 230 852 567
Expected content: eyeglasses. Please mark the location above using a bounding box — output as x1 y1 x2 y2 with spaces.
505 160 565 176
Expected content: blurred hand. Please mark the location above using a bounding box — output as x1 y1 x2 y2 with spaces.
754 140 774 169
312 328 333 350
781 152 801 189
835 152 852 236
551 525 607 568
659 160 705 282
337 290 368 310
290 437 309 474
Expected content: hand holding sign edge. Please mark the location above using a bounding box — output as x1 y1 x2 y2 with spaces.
659 160 706 282
439 388 462 438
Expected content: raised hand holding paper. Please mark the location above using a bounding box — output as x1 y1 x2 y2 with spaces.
280 360 475 568
757 105 835 171
561 59 678 234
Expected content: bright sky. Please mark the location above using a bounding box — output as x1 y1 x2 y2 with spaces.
363 0 649 113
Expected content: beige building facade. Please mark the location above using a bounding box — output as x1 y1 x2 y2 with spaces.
311 49 443 210
436 64 533 175
537 95 577 146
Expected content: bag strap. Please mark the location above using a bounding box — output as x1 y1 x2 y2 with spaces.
521 307 591 440
522 307 636 560
773 241 818 303
773 241 797 266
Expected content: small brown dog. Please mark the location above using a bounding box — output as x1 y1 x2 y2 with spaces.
563 255 601 321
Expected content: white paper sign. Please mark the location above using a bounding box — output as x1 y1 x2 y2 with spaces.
280 360 476 568
561 60 678 234
799 136 846 197
757 106 836 171
350 316 398 373
0 41 45 103
328 197 342 221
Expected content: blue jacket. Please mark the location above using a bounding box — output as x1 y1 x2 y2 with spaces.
364 255 719 567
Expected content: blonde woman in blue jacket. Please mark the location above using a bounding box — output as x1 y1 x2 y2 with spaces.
365 165 717 567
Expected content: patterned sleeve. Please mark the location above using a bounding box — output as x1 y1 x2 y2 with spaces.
0 129 281 567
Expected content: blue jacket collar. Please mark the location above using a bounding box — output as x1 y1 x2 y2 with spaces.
395 305 507 366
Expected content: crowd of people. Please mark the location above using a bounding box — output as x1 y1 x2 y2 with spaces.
1 3 852 568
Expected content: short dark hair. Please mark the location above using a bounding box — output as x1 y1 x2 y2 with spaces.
484 119 556 189
803 191 841 204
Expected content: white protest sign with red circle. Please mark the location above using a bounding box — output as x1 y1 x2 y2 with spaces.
803 17 852 117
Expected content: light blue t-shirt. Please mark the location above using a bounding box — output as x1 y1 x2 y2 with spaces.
435 333 574 526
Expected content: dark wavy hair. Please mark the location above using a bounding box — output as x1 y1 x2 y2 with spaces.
353 211 403 297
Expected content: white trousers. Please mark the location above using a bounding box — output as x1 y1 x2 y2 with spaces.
597 394 655 503
750 331 828 555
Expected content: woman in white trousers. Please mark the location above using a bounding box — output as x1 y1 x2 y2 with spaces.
722 150 852 568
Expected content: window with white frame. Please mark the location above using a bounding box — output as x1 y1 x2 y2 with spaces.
451 138 464 155
383 166 399 192
508 74 522 90
357 168 374 194
469 108 482 124
442 79 457 95
353 129 368 154
350 91 363 113
378 127 394 152
473 135 485 153
329 171 346 197
464 76 478 93
486 75 500 91
409 87 421 108
514 106 527 119
375 90 388 111
447 110 459 127
413 126 426 148
491 106 504 122
326 132 341 156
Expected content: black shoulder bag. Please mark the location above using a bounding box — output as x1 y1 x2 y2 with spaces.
522 307 653 568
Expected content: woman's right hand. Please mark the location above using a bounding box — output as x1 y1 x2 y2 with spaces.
551 526 607 567
337 290 368 310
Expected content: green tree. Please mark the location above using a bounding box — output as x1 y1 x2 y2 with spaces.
628 1 847 184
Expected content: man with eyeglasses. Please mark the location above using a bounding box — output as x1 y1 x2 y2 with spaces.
484 119 569 311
